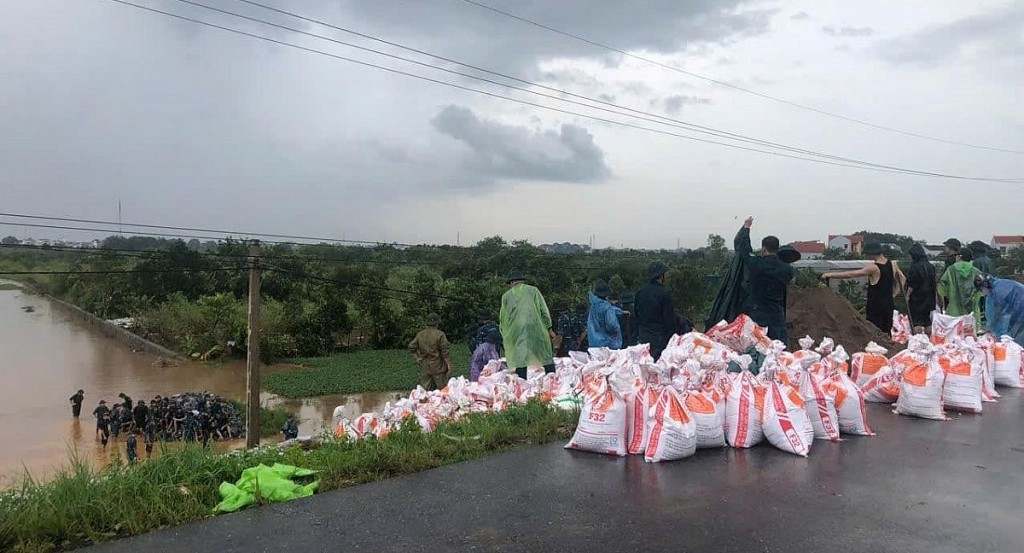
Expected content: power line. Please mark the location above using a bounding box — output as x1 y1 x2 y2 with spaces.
0 267 241 276
97 0 1023 183
452 0 1024 155
212 0 1019 180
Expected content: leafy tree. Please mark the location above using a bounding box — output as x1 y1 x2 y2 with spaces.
1 236 19 245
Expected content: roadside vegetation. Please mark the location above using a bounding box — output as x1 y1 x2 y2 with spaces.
0 401 577 553
265 345 473 398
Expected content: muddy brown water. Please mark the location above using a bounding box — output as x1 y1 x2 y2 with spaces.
0 282 402 487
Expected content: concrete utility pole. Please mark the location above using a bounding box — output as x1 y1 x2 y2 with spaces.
245 240 262 449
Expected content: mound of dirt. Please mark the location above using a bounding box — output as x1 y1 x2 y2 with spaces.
786 286 896 353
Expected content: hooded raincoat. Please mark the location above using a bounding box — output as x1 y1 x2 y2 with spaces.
984 278 1024 346
499 283 554 370
587 291 623 349
938 261 983 329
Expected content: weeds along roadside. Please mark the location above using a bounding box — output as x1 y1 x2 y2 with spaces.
0 401 578 553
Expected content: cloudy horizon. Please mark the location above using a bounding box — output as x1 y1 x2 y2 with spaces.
2 0 1022 250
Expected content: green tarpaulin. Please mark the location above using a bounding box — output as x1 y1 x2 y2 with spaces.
213 463 319 513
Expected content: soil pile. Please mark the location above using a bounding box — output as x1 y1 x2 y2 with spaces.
786 286 896 352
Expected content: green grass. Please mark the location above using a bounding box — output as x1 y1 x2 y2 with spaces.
0 401 578 553
264 345 473 398
224 402 291 438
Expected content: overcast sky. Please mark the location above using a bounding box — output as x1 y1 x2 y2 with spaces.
2 0 1022 249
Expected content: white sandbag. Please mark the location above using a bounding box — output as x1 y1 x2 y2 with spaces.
565 377 628 456
851 342 889 387
799 371 840 441
761 380 812 456
939 352 983 413
724 371 764 448
894 355 948 420
860 366 900 404
827 370 874 435
644 388 698 462
931 312 972 344
684 390 726 448
626 383 660 455
993 336 1024 388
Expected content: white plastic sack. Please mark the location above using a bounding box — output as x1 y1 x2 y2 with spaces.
993 336 1024 388
939 353 983 413
644 388 698 462
799 372 840 441
724 371 764 448
851 342 889 387
894 356 948 420
761 381 812 456
565 377 628 456
626 383 660 455
684 390 726 448
860 366 900 404
827 371 874 435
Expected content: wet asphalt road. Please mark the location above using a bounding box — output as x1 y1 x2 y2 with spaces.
85 388 1024 553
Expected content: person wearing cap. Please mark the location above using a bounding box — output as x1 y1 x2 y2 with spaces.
588 282 626 349
735 217 797 343
938 248 983 330
499 268 556 379
822 241 906 333
943 238 961 270
634 260 677 360
92 399 110 439
468 309 499 356
69 389 84 418
905 243 938 333
975 274 1024 346
408 313 452 391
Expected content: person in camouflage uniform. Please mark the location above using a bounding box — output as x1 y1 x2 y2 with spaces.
555 303 587 356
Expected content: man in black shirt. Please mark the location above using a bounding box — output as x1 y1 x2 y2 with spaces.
735 217 794 344
69 389 84 418
634 261 678 360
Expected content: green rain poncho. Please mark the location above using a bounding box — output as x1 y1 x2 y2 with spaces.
500 283 554 369
938 261 983 329
213 463 318 513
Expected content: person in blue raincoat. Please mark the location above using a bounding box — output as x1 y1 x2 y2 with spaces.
587 282 625 349
975 275 1024 346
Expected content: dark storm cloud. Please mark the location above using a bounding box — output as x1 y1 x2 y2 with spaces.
821 25 875 37
875 4 1024 65
341 0 776 73
661 95 713 114
431 105 611 184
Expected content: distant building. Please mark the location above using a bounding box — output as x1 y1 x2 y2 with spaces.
991 236 1024 255
538 242 591 255
828 234 864 255
788 241 826 260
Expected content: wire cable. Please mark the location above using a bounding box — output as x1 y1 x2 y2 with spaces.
452 0 1024 154
96 0 1023 182
0 267 242 275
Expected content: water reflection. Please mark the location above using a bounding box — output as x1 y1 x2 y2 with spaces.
0 283 402 485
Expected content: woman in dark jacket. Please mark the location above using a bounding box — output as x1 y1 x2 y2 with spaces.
905 243 937 333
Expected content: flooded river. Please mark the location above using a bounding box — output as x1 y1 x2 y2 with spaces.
0 282 402 486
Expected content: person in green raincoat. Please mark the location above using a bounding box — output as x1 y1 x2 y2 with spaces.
500 268 555 380
938 248 983 330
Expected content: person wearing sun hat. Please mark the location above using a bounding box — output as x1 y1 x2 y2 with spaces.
823 241 906 333
499 268 556 379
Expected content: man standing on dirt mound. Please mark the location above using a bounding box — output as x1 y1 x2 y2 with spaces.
734 217 796 344
500 268 556 379
822 242 906 334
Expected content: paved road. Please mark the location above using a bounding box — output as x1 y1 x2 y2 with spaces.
86 389 1024 553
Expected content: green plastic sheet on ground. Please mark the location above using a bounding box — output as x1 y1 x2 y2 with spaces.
213 463 319 513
